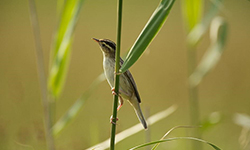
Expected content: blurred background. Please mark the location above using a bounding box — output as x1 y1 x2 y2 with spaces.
0 0 250 149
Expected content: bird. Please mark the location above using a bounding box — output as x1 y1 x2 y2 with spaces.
93 38 147 129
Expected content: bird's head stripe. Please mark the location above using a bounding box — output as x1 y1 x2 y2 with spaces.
103 40 116 50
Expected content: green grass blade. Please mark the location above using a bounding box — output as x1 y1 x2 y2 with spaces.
48 0 84 98
130 137 221 150
52 73 105 137
151 126 198 150
189 16 228 87
187 0 223 46
181 0 204 31
119 0 175 73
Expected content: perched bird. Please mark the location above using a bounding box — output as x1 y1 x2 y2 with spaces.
93 38 147 129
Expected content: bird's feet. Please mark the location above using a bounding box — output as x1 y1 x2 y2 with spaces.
111 88 124 111
110 115 119 125
111 87 117 96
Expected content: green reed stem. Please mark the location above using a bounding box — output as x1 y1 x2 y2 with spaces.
187 46 201 150
110 0 123 149
28 0 55 150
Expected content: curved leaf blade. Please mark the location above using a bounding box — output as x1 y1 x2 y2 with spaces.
86 105 177 150
151 126 198 150
189 16 228 87
119 0 175 73
52 73 105 137
130 137 221 150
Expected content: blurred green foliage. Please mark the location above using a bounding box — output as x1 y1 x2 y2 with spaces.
0 0 250 150
48 0 85 98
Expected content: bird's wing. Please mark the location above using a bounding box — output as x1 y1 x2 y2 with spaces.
120 58 141 103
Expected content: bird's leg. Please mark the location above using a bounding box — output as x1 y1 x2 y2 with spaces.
111 88 123 111
110 88 119 124
110 88 123 125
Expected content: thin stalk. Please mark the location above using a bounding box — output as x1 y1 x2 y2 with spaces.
28 0 55 150
187 46 201 150
110 0 123 150
49 95 56 125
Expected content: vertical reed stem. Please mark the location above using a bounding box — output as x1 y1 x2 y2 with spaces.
187 46 201 150
28 0 55 150
110 0 123 149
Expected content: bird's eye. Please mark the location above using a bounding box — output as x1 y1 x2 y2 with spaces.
102 44 105 47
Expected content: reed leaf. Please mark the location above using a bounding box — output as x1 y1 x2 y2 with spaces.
151 126 198 150
181 0 203 31
48 0 84 98
129 137 221 150
119 0 175 73
86 105 177 150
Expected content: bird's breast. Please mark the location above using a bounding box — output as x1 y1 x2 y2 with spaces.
103 55 134 100
103 56 115 88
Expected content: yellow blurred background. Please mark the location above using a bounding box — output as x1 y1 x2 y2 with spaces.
0 0 250 149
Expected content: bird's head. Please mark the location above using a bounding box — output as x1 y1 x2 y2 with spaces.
93 38 116 56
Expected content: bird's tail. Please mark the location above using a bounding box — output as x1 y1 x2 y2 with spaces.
129 100 147 129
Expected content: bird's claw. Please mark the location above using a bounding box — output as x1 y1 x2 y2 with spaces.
111 88 117 95
111 88 124 111
110 115 119 125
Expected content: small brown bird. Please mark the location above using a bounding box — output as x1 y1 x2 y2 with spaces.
93 38 147 129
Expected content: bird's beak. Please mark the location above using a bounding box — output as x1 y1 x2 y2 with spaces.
92 38 100 43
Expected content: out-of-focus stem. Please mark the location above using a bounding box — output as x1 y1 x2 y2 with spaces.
28 0 55 150
187 46 201 150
